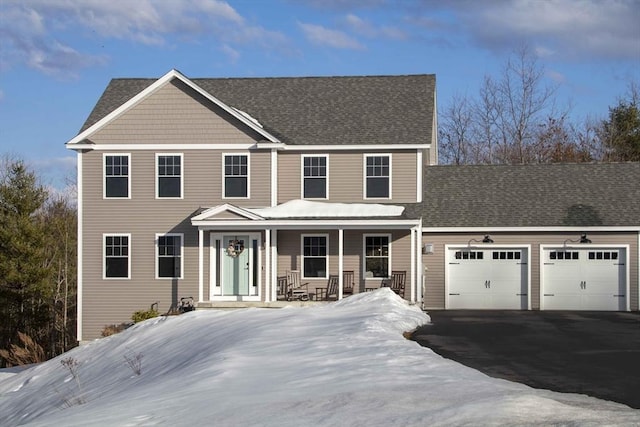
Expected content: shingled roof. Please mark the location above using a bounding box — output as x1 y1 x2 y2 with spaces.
408 163 640 228
79 73 436 146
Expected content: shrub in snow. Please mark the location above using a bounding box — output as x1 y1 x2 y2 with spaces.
0 332 45 367
131 308 159 323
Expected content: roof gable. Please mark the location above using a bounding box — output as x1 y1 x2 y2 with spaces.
191 204 264 222
72 71 436 147
66 69 280 147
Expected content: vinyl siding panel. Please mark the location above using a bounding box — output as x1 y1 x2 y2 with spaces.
80 147 271 340
88 79 263 145
422 231 639 311
277 151 418 203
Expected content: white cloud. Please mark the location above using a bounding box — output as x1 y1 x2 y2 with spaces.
220 44 240 63
410 0 640 61
344 13 406 40
0 0 291 75
299 22 365 49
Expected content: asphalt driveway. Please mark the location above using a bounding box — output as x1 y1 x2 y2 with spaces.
410 310 640 409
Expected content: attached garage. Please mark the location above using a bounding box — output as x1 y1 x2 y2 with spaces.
541 246 629 311
446 246 530 309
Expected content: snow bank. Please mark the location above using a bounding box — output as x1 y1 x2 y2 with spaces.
0 289 637 426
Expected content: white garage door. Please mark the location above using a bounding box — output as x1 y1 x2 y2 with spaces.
447 248 529 309
542 247 627 311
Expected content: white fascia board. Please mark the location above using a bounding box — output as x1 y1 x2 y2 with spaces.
280 144 431 151
191 204 264 221
68 143 263 151
192 219 420 229
65 69 280 148
422 226 640 233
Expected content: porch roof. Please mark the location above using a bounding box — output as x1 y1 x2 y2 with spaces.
191 199 421 228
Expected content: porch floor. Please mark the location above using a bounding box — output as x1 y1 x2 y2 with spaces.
196 300 323 309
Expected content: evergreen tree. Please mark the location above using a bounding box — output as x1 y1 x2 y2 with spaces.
601 99 640 161
0 160 52 363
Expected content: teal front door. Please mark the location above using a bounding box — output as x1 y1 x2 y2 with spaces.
222 235 250 295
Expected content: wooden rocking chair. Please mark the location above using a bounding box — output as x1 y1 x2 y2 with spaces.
390 270 406 298
342 270 355 296
316 275 339 301
286 270 309 301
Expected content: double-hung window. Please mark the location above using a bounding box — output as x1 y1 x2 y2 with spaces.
157 234 183 279
302 235 328 279
224 154 248 198
157 154 182 198
104 234 130 279
364 235 390 278
364 154 390 199
302 155 328 199
104 154 130 198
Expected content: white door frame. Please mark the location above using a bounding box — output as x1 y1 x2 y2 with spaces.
210 232 262 301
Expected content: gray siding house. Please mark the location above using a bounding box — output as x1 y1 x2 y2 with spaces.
66 69 639 342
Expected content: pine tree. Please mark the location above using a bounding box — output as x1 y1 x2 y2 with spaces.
0 160 52 364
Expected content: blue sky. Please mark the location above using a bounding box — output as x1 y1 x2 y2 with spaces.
1 0 638 190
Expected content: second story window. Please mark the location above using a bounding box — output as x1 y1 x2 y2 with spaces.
302 155 327 199
365 155 390 199
157 154 182 198
224 154 248 198
104 154 130 198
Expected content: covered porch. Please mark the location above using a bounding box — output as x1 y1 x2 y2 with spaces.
190 200 423 306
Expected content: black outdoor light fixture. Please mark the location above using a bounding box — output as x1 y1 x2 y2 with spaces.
563 233 592 246
468 234 494 246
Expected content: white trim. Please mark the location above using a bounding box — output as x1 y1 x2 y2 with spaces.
192 219 419 229
444 244 532 310
416 151 423 203
281 144 430 151
103 233 131 280
301 233 329 280
222 153 250 199
103 153 131 199
192 204 264 221
417 219 423 307
210 232 262 300
301 154 329 200
363 153 392 200
65 69 280 147
539 244 631 311
410 227 416 302
363 233 392 280
76 153 83 342
265 229 271 302
338 228 344 299
155 233 184 280
423 226 640 233
271 149 278 207
270 229 279 301
198 229 204 302
67 142 432 152
155 153 184 199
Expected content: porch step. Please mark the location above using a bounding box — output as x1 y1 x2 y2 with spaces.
196 301 322 310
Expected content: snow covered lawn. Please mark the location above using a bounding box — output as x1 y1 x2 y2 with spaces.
1 289 638 426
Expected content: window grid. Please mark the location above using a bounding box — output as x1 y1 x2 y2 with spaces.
364 235 390 278
104 235 129 279
157 154 182 198
365 155 390 199
224 154 249 198
302 235 328 279
303 156 327 199
157 234 182 278
104 154 130 198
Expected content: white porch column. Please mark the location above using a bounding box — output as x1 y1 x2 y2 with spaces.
338 228 344 299
198 229 204 303
410 227 416 302
417 219 423 307
271 229 278 302
265 228 271 302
